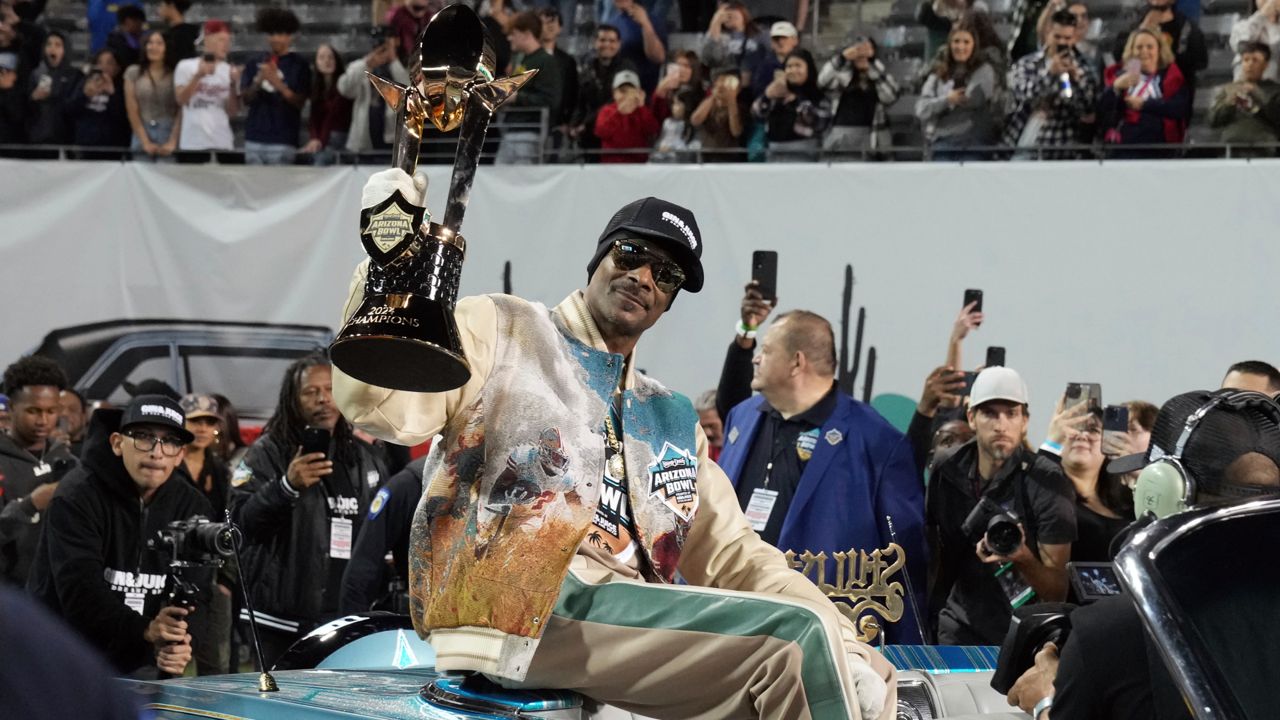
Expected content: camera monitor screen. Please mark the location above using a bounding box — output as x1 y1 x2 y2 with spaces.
1068 562 1123 602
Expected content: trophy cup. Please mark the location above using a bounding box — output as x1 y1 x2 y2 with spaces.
330 4 535 392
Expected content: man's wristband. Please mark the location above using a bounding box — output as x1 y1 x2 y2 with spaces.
1033 695 1053 720
735 320 757 339
1040 440 1063 455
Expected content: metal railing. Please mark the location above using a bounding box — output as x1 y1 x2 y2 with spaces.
5 139 1276 164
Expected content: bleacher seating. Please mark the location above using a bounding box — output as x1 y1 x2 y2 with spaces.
36 0 1250 151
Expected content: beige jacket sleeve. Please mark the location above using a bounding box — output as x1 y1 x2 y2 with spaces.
677 425 897 719
331 259 498 445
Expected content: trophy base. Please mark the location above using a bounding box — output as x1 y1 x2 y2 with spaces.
331 293 472 393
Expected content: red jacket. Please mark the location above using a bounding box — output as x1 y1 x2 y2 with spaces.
594 102 659 163
1103 61 1187 144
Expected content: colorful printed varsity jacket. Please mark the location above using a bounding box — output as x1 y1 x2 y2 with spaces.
334 264 895 690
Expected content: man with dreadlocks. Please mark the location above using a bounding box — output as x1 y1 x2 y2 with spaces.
229 351 388 665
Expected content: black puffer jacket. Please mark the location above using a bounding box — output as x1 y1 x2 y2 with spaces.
26 409 212 672
229 430 387 628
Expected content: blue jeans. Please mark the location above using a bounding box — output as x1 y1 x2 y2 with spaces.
131 118 177 163
244 141 297 166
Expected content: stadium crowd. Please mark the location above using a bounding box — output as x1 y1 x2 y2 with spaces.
2 0 1280 161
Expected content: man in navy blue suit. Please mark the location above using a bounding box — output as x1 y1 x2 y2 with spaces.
717 310 929 644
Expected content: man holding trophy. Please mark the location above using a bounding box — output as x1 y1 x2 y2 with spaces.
331 6 895 719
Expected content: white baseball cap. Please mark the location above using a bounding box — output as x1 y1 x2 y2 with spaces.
970 367 1029 408
612 69 641 90
770 21 798 38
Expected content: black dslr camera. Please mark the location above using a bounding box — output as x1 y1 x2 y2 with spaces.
962 496 1023 556
990 602 1075 694
150 516 237 611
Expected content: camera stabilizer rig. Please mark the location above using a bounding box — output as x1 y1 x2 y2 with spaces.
150 513 280 691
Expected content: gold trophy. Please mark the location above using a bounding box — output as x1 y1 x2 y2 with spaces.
331 4 534 392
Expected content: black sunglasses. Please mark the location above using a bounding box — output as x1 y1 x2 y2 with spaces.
610 240 686 293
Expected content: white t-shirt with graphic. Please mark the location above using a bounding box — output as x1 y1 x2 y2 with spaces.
174 58 233 150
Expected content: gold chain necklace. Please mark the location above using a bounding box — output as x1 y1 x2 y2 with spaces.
603 401 625 480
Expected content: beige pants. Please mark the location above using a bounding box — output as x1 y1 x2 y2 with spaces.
499 551 860 720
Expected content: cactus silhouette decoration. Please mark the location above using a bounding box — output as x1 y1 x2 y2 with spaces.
837 265 877 403
502 260 512 295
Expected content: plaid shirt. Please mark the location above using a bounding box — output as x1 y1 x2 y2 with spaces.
1003 47 1099 148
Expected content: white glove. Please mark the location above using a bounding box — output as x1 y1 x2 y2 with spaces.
361 168 429 210
850 658 888 719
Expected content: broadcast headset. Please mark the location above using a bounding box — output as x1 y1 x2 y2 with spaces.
1128 390 1280 519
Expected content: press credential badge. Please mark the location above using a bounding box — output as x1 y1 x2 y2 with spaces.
745 488 778 531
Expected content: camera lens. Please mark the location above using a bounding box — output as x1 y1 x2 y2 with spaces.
986 515 1021 556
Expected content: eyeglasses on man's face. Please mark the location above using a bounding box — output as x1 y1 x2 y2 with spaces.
124 430 186 456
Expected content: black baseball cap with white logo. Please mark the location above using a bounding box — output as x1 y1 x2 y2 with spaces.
588 197 704 292
120 394 195 444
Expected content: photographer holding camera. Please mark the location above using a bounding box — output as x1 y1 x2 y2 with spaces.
26 395 212 677
927 367 1077 645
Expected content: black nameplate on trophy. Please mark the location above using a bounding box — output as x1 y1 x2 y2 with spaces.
359 188 427 266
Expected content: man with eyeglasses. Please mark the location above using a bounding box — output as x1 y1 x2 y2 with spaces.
27 395 212 677
333 170 896 720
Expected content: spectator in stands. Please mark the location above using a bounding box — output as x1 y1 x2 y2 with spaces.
229 352 388 666
750 20 799 99
497 11 562 164
818 36 900 158
26 32 81 146
571 25 636 159
1231 0 1280 81
159 0 199 67
751 48 830 161
594 68 659 162
389 0 440 62
1008 0 1055 61
241 8 310 165
301 44 352 165
1221 359 1280 394
0 50 26 143
537 7 578 156
1037 1 1099 73
1 0 45 76
1041 399 1133 562
652 88 699 160
1099 26 1189 155
58 389 88 457
917 21 1000 160
1111 0 1207 89
105 4 146 70
651 49 705 121
0 393 11 432
175 20 241 152
608 0 667 91
0 355 76 587
701 2 768 84
124 31 180 162
692 67 746 159
695 389 724 461
69 49 131 150
918 0 975 64
1004 9 1099 156
339 29 408 154
1211 41 1280 154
